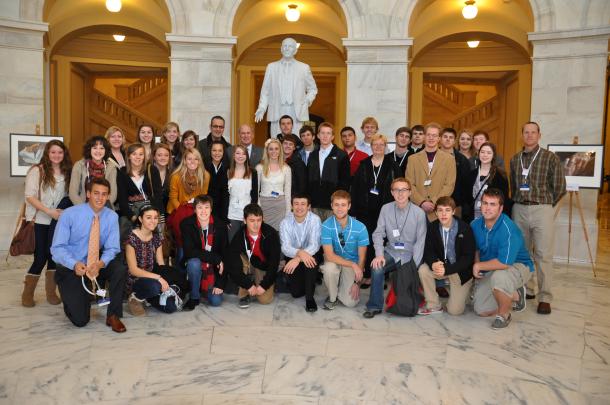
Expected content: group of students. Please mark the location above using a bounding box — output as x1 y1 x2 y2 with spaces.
20 115 566 333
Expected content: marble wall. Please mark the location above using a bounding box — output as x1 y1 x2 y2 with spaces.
0 18 47 250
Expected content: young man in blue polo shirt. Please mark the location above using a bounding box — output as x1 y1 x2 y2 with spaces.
320 190 369 309
471 188 533 329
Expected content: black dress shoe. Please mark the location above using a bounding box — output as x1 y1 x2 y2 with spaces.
305 298 318 312
526 294 536 300
182 299 199 311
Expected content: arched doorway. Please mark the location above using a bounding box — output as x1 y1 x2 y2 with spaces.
231 0 348 145
43 0 172 158
408 0 534 164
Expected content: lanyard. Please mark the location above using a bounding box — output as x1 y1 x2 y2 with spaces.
519 147 541 180
243 232 258 260
427 153 436 176
334 216 352 254
292 213 309 249
348 150 356 162
442 227 450 261
394 152 407 167
473 167 490 200
372 160 383 187
394 203 411 238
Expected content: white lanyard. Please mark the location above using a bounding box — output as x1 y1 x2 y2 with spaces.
292 214 309 249
474 167 490 198
348 150 355 162
244 233 258 260
427 153 436 176
394 152 407 167
372 160 383 187
442 227 450 261
394 203 411 237
519 147 541 180
334 216 353 254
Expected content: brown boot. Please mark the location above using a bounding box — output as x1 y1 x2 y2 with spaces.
21 274 40 307
45 270 61 305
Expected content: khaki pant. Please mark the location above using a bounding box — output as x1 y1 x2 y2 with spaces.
473 263 531 315
237 255 275 305
512 203 554 303
320 261 359 307
418 263 472 315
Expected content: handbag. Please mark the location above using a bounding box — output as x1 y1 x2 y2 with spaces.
9 166 42 256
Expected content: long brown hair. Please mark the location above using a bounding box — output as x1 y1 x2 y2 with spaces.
125 143 146 177
479 142 506 181
228 145 252 179
38 140 72 191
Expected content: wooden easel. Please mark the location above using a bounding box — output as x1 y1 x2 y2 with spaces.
553 135 596 276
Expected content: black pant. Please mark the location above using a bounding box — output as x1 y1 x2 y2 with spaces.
285 257 318 300
27 224 55 275
55 256 126 327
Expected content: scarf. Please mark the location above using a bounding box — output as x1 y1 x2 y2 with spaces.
87 159 105 180
183 171 199 195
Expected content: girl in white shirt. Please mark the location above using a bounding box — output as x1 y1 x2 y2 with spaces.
227 145 259 241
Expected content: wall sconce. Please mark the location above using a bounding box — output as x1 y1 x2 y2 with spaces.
285 4 300 22
462 0 478 19
106 0 122 13
467 40 480 48
113 34 126 42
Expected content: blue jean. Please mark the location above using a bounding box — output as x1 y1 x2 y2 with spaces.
132 278 177 313
185 258 223 305
366 253 399 311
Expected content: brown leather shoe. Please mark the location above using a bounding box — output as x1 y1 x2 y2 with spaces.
106 315 127 333
537 302 551 315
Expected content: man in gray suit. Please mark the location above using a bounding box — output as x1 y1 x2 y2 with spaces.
228 124 263 168
254 37 318 138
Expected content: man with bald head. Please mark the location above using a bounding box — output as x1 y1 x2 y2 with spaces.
229 124 263 168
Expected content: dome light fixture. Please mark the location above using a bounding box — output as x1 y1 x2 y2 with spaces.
467 40 480 48
285 4 300 22
462 0 478 20
106 0 122 13
113 34 126 42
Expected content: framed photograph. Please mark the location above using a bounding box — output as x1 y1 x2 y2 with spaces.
10 134 64 177
547 144 604 189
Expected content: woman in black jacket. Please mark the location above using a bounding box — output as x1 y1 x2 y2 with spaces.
181 195 229 310
420 196 476 315
462 142 511 224
205 140 230 223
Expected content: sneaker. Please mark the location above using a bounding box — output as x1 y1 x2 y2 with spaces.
305 298 318 313
363 309 382 319
182 298 199 312
513 285 526 312
239 295 251 309
417 306 443 316
323 297 337 310
128 294 146 316
491 313 512 329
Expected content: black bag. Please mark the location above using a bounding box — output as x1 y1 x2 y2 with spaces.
385 260 422 317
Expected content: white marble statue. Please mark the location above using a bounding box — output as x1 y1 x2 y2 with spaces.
254 37 318 138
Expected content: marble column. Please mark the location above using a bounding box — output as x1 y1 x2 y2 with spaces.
166 35 236 143
0 18 47 250
529 27 610 264
343 39 412 140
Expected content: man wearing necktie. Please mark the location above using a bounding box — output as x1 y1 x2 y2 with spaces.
51 177 127 332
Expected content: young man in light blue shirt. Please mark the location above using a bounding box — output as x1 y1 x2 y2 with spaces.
320 190 369 310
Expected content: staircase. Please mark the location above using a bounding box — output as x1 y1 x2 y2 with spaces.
90 89 164 142
423 81 477 114
115 76 167 109
449 96 499 131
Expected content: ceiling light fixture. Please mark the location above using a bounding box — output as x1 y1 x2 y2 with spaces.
467 40 480 48
285 4 300 22
113 34 125 42
462 0 478 19
106 0 122 13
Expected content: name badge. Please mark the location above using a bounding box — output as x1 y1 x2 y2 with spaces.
392 229 400 237
424 179 432 186
271 191 280 198
394 242 405 250
205 245 212 252
519 183 530 191
369 188 379 195
522 168 529 177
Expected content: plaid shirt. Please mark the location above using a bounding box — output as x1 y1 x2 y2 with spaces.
510 145 566 205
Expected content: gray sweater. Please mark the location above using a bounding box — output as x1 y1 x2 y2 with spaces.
69 158 118 208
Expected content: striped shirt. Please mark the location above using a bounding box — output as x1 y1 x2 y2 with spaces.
321 215 369 263
510 145 566 205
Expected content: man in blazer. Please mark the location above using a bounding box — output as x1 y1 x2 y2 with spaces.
406 122 456 222
306 122 350 222
254 37 318 137
228 124 263 168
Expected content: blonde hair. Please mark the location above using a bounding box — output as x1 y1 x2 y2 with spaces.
160 122 180 145
104 126 124 146
361 116 379 129
371 133 388 145
261 138 285 177
171 147 209 191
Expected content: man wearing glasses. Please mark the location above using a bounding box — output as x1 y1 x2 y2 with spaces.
363 177 427 318
198 115 231 165
319 190 369 310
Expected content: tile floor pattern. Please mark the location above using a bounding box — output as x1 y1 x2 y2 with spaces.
1 204 609 404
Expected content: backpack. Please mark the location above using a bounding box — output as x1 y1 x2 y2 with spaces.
385 259 422 317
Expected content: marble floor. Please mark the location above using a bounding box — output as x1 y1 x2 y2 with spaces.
1 203 610 404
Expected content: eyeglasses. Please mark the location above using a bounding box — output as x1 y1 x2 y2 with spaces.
391 188 411 193
211 125 225 129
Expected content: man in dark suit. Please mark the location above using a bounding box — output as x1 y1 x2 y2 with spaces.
228 124 263 168
306 122 350 222
282 134 307 198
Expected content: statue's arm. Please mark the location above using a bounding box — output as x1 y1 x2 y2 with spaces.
304 66 318 106
255 65 272 121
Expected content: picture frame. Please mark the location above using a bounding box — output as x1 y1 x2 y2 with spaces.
547 144 604 189
10 134 64 177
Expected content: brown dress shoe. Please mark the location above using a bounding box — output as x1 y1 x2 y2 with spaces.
537 302 551 315
106 315 127 333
